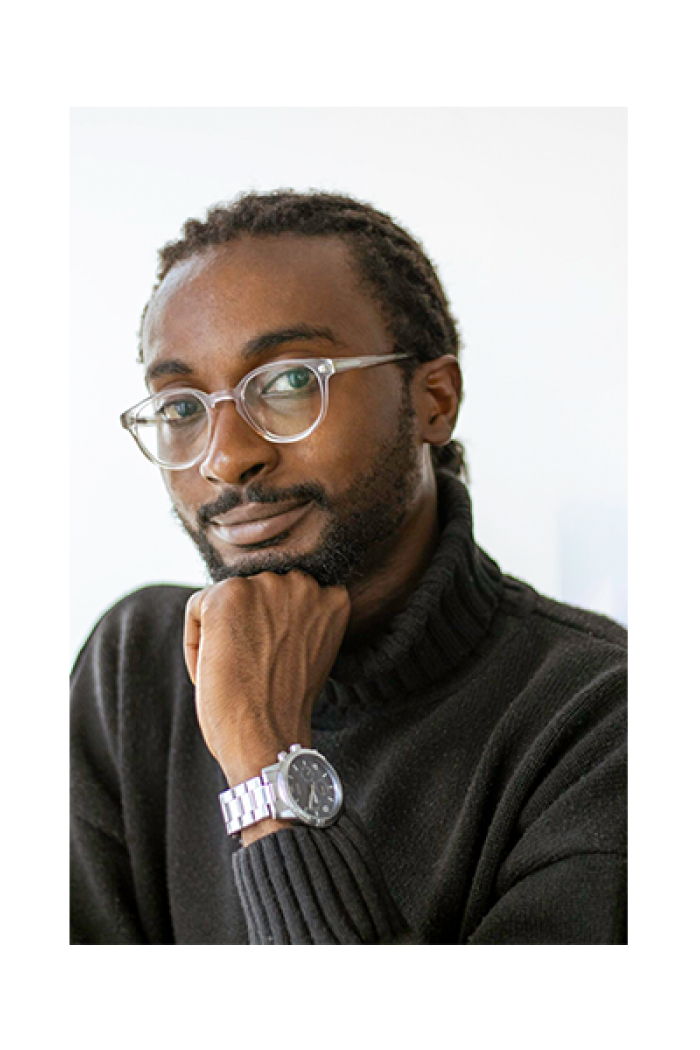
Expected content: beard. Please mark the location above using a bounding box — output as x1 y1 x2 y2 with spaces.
171 391 422 588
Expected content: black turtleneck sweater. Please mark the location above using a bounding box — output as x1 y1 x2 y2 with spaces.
70 475 627 944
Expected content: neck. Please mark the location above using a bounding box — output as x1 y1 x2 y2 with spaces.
343 469 440 648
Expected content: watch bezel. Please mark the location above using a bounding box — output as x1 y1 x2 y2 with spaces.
277 747 343 828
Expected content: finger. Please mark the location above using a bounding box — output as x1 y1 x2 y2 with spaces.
183 588 209 686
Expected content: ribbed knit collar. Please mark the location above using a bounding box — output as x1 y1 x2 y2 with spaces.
315 473 503 723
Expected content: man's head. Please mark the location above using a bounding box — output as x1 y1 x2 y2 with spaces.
137 191 464 590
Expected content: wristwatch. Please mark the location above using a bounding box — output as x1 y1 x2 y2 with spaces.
219 744 344 836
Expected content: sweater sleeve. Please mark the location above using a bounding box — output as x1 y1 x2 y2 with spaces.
70 606 148 944
462 663 628 945
468 851 627 944
71 814 147 944
70 587 190 945
232 807 410 944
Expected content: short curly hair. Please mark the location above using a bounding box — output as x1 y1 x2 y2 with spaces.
140 190 467 480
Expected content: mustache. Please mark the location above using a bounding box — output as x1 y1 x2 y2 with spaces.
197 481 330 528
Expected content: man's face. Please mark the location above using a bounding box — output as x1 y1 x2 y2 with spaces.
141 235 431 587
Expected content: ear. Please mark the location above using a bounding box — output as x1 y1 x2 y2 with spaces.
415 355 462 447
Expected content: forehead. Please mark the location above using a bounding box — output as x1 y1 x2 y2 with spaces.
142 235 390 372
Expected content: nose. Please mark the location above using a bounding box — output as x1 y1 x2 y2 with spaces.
199 400 279 486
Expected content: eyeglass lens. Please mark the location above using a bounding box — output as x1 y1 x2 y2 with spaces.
244 362 322 438
133 362 323 466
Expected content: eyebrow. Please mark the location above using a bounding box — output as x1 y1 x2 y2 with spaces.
241 324 339 359
145 358 194 383
144 324 340 384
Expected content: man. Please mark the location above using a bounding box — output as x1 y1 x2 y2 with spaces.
70 190 627 944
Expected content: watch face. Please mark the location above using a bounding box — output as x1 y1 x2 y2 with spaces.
282 751 343 827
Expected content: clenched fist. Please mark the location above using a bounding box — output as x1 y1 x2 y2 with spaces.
183 571 351 794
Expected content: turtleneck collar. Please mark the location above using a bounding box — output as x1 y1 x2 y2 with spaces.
314 472 503 724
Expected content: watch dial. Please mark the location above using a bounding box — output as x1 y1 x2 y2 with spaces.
286 753 340 823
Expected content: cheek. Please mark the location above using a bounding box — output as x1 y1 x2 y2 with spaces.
295 403 391 486
316 373 406 460
162 470 202 522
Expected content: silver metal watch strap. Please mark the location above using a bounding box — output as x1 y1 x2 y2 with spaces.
219 774 277 836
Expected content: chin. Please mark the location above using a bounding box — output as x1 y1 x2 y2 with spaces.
215 516 380 586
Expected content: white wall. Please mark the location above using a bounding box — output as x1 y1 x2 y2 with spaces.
70 107 626 662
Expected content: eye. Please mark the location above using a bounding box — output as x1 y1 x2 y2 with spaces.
261 366 314 397
157 394 206 423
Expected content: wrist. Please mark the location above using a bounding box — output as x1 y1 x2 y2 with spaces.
240 817 293 847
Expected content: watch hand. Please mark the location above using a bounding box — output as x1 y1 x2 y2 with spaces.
308 782 317 809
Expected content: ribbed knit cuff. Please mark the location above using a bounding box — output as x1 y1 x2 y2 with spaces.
232 808 409 944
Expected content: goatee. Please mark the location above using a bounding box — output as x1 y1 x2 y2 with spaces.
172 396 420 588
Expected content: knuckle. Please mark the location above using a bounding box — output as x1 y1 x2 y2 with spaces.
202 577 246 615
328 585 350 608
284 569 314 588
186 586 209 618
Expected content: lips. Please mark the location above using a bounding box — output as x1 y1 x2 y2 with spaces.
210 500 314 547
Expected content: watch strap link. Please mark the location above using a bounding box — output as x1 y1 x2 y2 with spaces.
219 775 276 836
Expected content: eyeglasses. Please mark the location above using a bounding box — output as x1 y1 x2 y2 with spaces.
120 353 413 470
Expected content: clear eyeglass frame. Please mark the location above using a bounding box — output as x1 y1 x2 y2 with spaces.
120 352 413 470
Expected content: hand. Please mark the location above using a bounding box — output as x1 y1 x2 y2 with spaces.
183 571 351 790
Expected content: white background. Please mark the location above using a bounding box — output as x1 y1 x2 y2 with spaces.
70 107 626 660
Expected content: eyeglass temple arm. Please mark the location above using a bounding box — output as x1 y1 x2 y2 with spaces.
331 352 412 373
